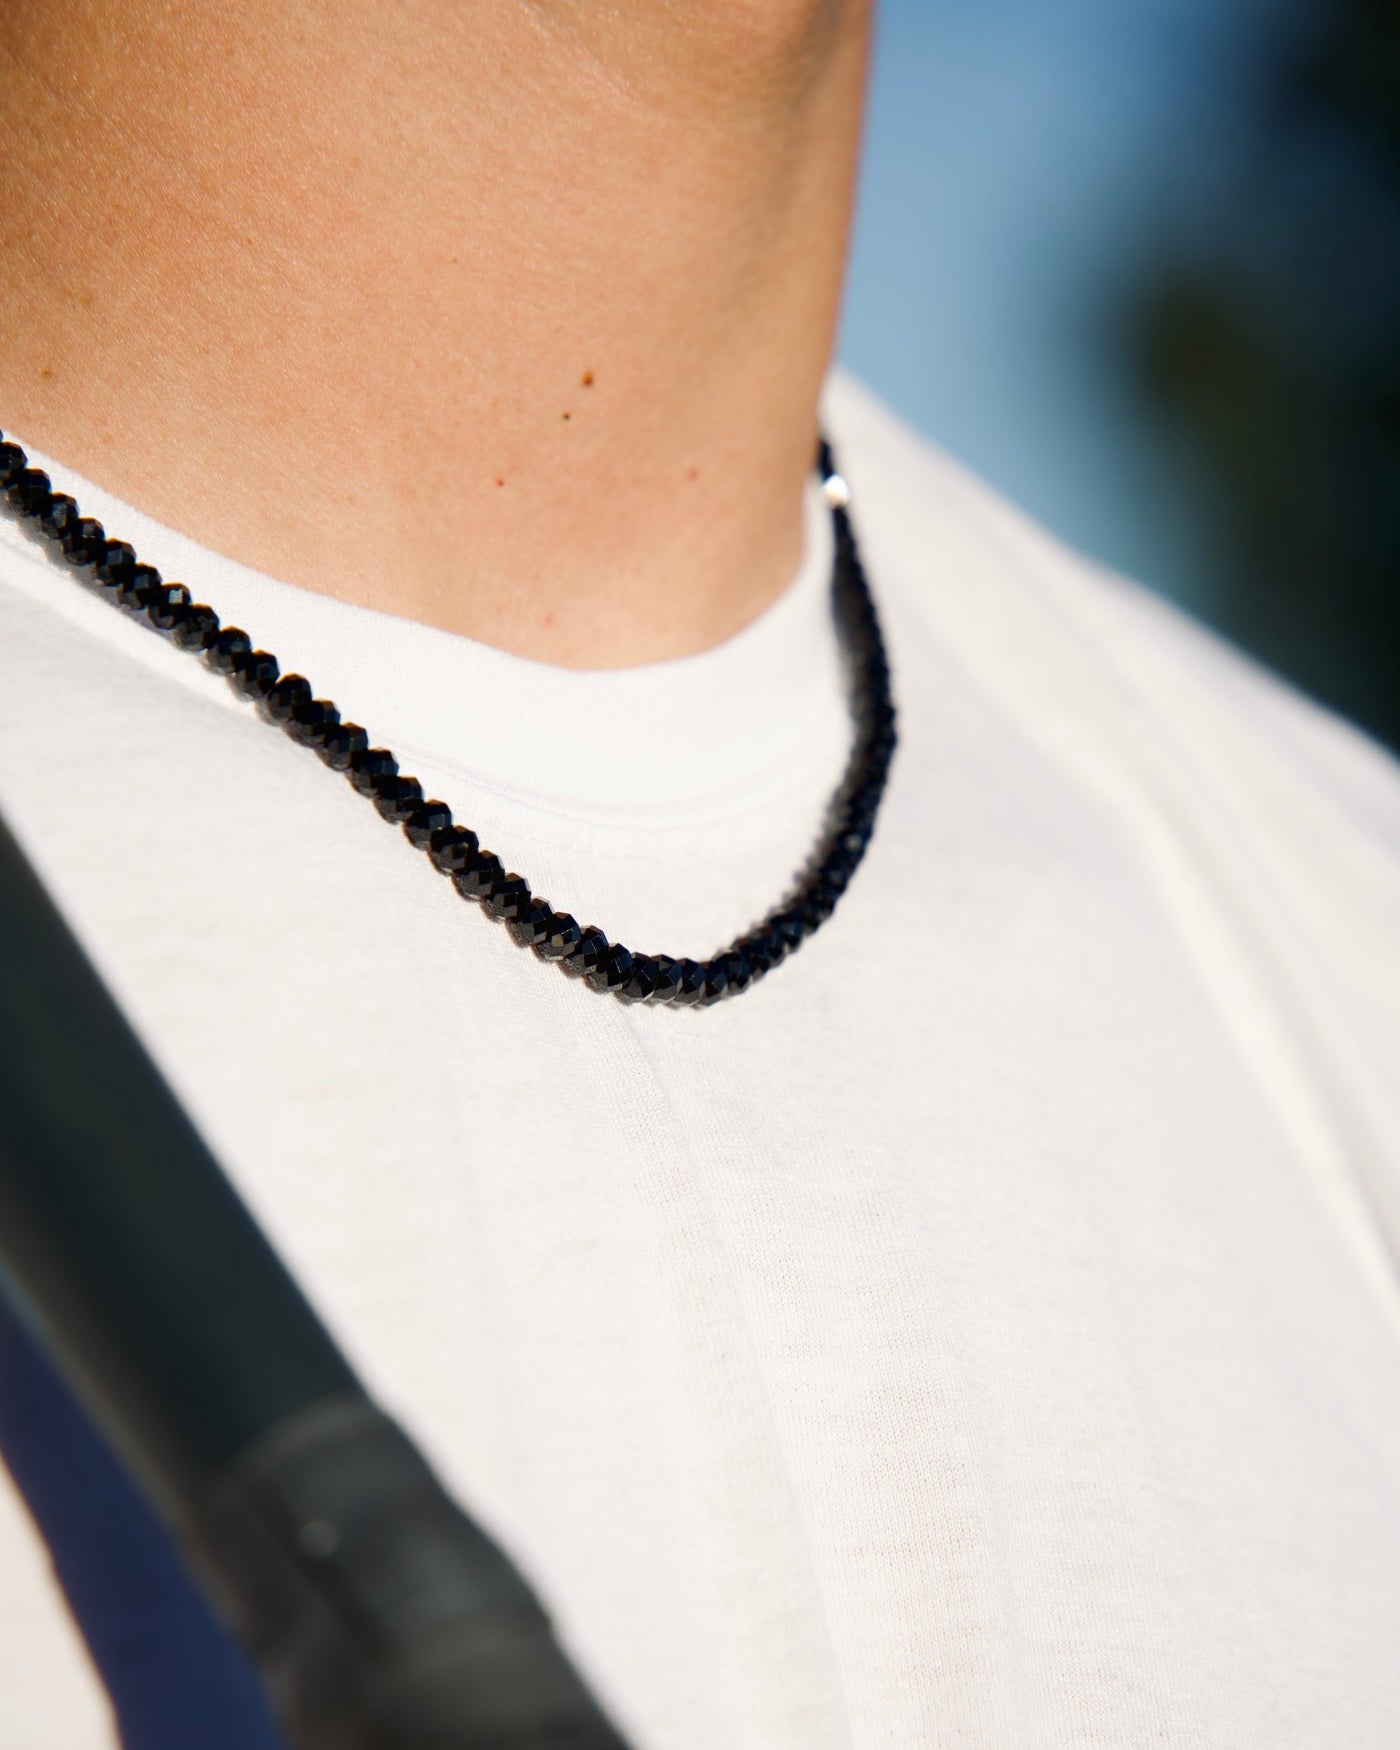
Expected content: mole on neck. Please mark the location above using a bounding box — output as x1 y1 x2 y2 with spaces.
0 0 871 666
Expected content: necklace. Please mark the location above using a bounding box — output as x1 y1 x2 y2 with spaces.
0 431 895 1007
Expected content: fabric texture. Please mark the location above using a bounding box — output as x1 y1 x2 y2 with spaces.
2 373 1400 1748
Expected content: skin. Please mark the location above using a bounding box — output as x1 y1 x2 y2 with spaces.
0 1 871 666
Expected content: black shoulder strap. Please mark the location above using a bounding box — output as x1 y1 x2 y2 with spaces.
0 808 628 1750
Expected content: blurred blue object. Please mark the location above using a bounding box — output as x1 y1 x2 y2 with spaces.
841 0 1295 614
0 1289 285 1750
842 0 1400 748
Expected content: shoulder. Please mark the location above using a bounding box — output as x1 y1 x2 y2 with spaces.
824 370 1400 859
824 371 1400 1063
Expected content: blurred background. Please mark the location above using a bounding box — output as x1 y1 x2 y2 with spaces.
839 0 1400 751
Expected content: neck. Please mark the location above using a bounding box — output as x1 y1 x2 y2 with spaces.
0 2 869 666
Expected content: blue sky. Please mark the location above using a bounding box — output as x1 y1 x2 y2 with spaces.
839 0 1294 611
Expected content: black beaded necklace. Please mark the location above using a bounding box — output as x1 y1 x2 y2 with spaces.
0 431 895 1007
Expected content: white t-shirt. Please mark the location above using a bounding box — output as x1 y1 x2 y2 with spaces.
3 374 1400 1749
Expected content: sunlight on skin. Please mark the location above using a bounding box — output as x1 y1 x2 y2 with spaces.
0 1 871 666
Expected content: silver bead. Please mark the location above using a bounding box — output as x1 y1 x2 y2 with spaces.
822 471 851 509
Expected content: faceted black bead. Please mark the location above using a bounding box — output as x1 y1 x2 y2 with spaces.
170 603 220 650
428 824 481 876
508 894 555 948
859 700 895 743
288 698 341 745
146 588 194 637
403 799 452 849
739 930 781 980
865 728 896 766
372 774 425 823
223 645 278 697
615 953 657 1003
816 868 847 908
819 856 852 895
205 627 253 675
620 953 679 1004
364 764 403 800
94 542 138 588
347 746 397 795
833 821 871 862
114 562 162 610
588 940 634 994
8 468 52 518
671 958 707 1005
38 494 80 542
797 882 837 930
768 909 806 955
263 673 313 723
844 777 881 823
648 956 684 1004
536 910 582 960
312 719 369 769
844 585 876 627
452 848 504 902
698 959 729 1006
566 925 609 979
62 518 107 567
863 753 893 793
0 442 26 487
719 946 753 994
144 583 194 631
482 873 530 923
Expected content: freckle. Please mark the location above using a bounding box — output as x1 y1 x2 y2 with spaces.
562 411 571 421
581 370 594 388
38 365 53 380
